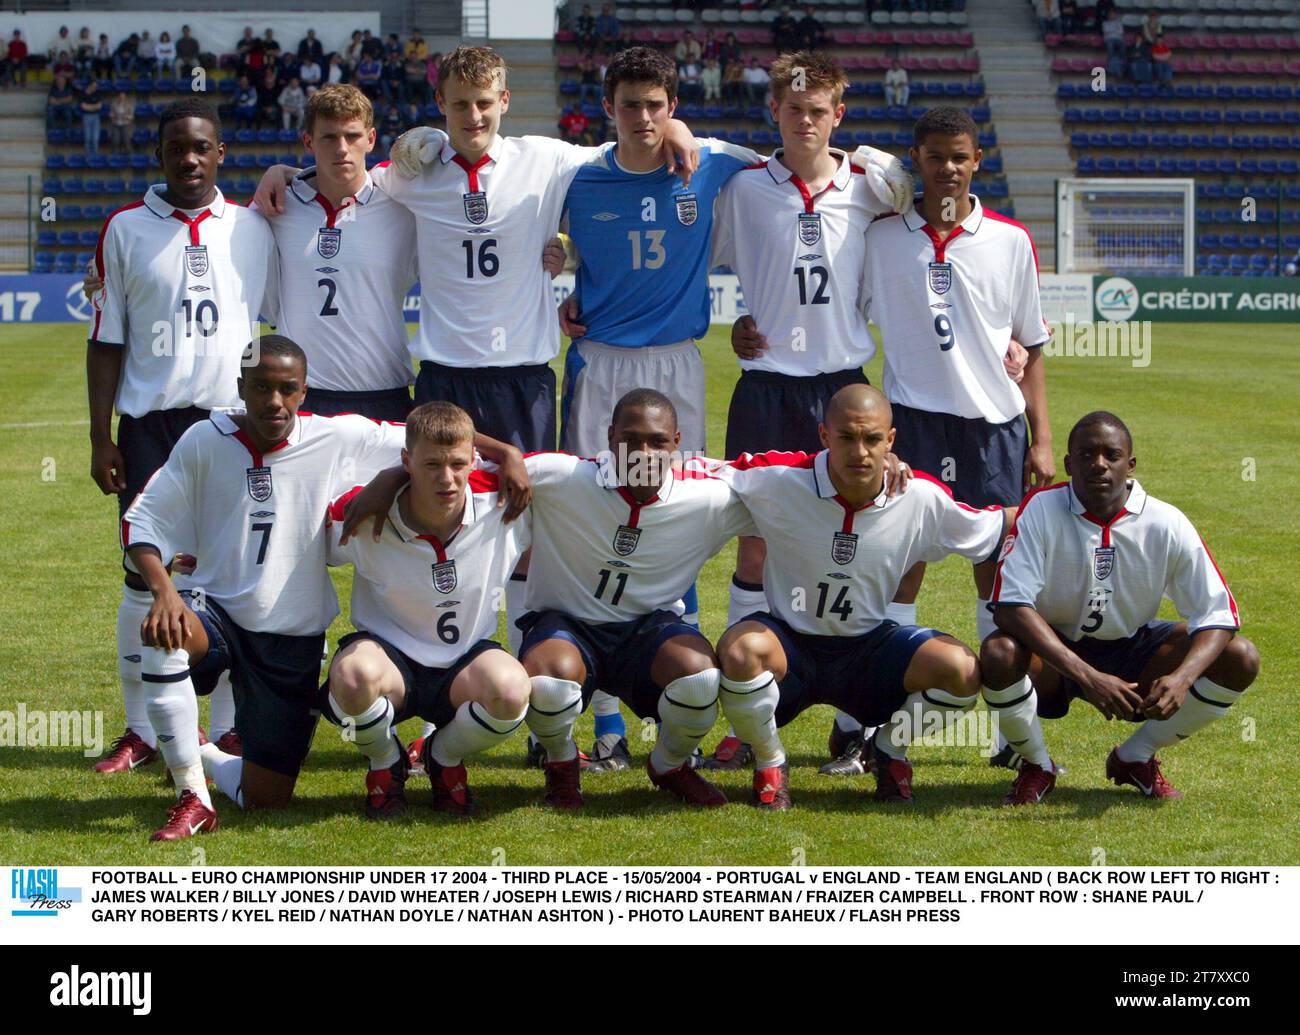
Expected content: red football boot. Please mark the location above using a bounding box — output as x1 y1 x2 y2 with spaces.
407 736 427 775
94 727 159 773
365 752 410 819
647 759 728 807
699 734 754 771
419 738 475 816
870 740 914 803
1003 760 1057 806
214 729 242 756
1106 748 1183 799
543 753 583 810
150 790 218 841
752 761 792 810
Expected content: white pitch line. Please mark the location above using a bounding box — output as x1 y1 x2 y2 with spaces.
0 419 91 430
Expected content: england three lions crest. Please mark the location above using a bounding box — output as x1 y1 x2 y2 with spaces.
613 524 641 557
797 212 822 246
675 193 698 226
927 261 952 295
246 466 272 502
1093 546 1115 581
317 227 342 259
463 190 488 225
432 560 458 593
831 531 858 565
184 245 209 277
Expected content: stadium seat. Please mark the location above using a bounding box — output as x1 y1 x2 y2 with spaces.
60 204 82 219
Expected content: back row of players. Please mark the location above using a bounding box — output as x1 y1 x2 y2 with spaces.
87 46 1257 839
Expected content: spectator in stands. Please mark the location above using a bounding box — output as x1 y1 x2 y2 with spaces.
74 27 94 76
723 54 745 103
324 52 343 86
279 78 306 130
597 4 620 50
257 66 281 126
578 56 602 105
361 29 383 62
47 73 76 129
51 50 75 80
261 28 280 57
298 28 324 66
675 30 703 67
234 74 258 127
1127 36 1152 83
405 30 431 102
576 5 597 55
614 28 635 54
92 34 113 79
5 30 28 86
1103 8 1126 65
356 51 382 99
109 88 134 152
155 31 177 77
679 58 703 102
113 33 140 78
742 57 770 105
384 32 402 61
378 101 403 152
276 45 299 82
48 25 72 66
702 57 722 103
235 26 257 71
1152 40 1173 85
702 28 721 63
175 25 201 78
799 5 826 50
300 54 322 95
79 79 103 154
1035 0 1062 39
1141 10 1163 54
884 58 909 109
1059 0 1079 35
345 30 364 74
773 7 801 53
382 52 405 102
1094 0 1115 30
137 31 157 75
559 105 591 145
720 31 742 71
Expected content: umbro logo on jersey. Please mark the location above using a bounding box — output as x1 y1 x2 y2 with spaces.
799 253 822 261
315 266 339 274
435 599 461 608
593 211 619 221
824 572 849 580
606 560 631 568
930 301 952 309
188 285 209 292
251 510 274 518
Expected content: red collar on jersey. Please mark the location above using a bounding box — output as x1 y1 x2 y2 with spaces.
452 152 492 193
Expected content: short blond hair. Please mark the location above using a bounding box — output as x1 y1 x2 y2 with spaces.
305 83 373 134
437 44 508 93
769 51 848 107
405 401 475 451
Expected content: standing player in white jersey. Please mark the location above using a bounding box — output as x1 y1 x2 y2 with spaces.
324 402 533 819
813 105 1055 777
982 412 1258 802
711 385 1015 809
88 98 276 776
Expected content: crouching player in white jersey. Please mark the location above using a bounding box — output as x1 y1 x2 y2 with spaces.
323 402 533 818
983 412 1259 802
711 384 1016 808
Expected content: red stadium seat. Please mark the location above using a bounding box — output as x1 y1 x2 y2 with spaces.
736 29 758 45
555 29 575 43
1207 57 1228 73
934 31 954 46
556 53 579 68
894 31 916 46
1286 59 1300 75
914 31 935 46
654 29 678 44
1051 55 1068 72
875 31 895 45
1043 32 1062 47
959 55 979 72
633 28 654 43
902 56 921 71
1244 58 1267 74
1238 36 1259 51
939 56 959 71
1069 57 1091 72
1276 37 1298 51
1256 36 1279 51
832 30 856 46
1265 58 1287 73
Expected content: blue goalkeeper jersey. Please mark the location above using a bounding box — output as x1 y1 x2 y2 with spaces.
563 138 756 348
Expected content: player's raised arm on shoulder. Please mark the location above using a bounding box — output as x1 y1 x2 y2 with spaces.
251 163 304 216
926 483 1008 565
659 118 700 187
472 431 531 520
851 144 914 215
339 465 407 545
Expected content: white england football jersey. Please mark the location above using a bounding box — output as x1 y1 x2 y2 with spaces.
122 410 405 635
863 195 1051 424
717 452 1006 636
710 149 893 376
991 480 1239 641
267 168 418 392
91 185 278 418
327 473 532 667
373 134 599 367
523 452 755 623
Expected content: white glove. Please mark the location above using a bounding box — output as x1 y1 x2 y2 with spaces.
854 145 915 214
390 126 447 179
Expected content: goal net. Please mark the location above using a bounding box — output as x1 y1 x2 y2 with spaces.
1056 178 1195 277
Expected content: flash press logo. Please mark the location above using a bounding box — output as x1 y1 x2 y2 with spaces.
50 966 151 1016
10 867 81 917
1095 276 1139 321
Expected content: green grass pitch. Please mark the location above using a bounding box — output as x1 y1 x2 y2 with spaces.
0 322 1295 866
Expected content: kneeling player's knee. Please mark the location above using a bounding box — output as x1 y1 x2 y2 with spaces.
529 646 586 686
1214 636 1260 691
717 630 769 679
979 633 1029 689
935 644 981 698
484 669 532 720
330 655 386 714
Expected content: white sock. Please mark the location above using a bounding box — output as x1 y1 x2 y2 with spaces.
1117 676 1243 763
199 742 244 807
727 576 767 629
209 671 236 742
527 676 583 763
117 586 157 747
330 692 400 770
719 671 783 769
982 676 1051 769
430 699 526 767
142 646 211 807
875 688 976 760
506 574 527 655
885 601 918 626
651 669 720 773
975 596 997 643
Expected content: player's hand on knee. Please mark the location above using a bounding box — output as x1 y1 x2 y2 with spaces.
543 236 567 278
1003 339 1028 383
1140 673 1191 720
731 315 767 359
1079 670 1142 721
390 126 445 179
141 590 190 652
1023 440 1056 493
498 448 533 522
558 294 586 338
90 438 126 494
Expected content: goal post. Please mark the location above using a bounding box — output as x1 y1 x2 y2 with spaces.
1056 178 1196 277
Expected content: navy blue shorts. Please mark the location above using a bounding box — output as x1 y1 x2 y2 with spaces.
518 609 705 720
326 631 503 728
117 406 209 518
415 360 556 452
890 402 1028 509
185 595 326 778
1043 620 1181 719
725 368 869 458
744 612 942 728
304 386 412 423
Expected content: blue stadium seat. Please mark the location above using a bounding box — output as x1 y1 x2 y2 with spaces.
978 130 996 148
62 176 82 193
278 128 299 143
36 230 57 247
46 154 66 169
55 254 78 273
1077 156 1097 173
1190 134 1210 149
1239 159 1258 175
1136 157 1156 174
82 204 105 221
257 128 277 144
235 153 256 169
1070 131 1088 147
1089 132 1108 147
1199 233 1220 249
1096 156 1116 173
129 177 148 193
84 178 104 193
1170 133 1189 149
135 77 153 94
1228 255 1248 271
1220 233 1241 249
1082 108 1101 123
1109 132 1129 147
66 153 87 169
78 230 97 246
1057 83 1075 99
1242 234 1262 250
1196 159 1217 174
1064 107 1082 123
57 230 79 246
33 253 55 273
1176 159 1195 175
1116 158 1136 174
47 129 68 146
104 179 124 193
60 203 82 219
218 78 237 95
